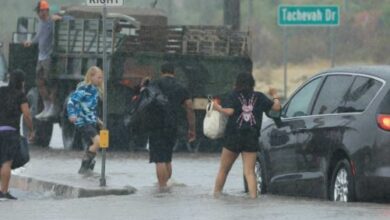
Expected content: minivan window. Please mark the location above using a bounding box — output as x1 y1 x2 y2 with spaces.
342 76 382 112
379 90 390 114
312 75 354 115
284 77 322 118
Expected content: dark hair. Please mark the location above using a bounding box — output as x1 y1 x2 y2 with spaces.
235 72 255 92
161 63 175 74
8 69 25 91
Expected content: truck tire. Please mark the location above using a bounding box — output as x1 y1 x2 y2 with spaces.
61 94 87 150
23 87 53 147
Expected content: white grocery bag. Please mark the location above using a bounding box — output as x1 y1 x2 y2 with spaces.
203 101 228 139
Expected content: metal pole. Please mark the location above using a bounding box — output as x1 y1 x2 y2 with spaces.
283 27 288 99
248 0 253 26
100 3 108 187
330 28 335 67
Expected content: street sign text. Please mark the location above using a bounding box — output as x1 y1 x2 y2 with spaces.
87 0 124 7
278 5 339 26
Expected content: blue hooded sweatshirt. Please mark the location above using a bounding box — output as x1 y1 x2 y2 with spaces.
67 82 99 127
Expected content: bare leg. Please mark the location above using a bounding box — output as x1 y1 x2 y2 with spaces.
79 135 100 174
167 162 172 180
0 161 12 193
37 79 50 101
89 135 100 153
156 163 169 189
214 148 239 197
242 152 257 198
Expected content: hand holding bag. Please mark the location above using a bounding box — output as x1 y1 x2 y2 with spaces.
11 136 30 169
203 101 228 139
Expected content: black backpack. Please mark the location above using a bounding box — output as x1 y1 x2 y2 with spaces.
125 84 169 129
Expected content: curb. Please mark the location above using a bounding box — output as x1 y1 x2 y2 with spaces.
10 174 137 199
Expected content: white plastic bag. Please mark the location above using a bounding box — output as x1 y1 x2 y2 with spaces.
203 101 228 139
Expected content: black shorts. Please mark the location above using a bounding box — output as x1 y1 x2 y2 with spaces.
148 128 177 163
0 131 19 165
223 129 260 153
78 124 99 146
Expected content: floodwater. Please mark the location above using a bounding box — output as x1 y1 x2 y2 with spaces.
2 124 389 220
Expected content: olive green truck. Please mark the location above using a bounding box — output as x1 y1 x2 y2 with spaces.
8 6 252 151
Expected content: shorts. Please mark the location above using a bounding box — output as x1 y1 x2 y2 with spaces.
148 128 177 163
36 59 51 81
78 124 99 146
223 129 260 153
0 131 19 165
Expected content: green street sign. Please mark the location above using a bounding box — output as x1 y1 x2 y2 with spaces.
278 5 340 26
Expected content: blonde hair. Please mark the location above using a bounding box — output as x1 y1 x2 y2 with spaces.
84 66 104 97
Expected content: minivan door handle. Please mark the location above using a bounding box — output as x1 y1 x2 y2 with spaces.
292 128 307 134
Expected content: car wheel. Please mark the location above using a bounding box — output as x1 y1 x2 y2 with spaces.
330 159 355 202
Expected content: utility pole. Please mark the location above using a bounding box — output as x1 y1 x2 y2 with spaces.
223 0 240 31
167 0 172 15
248 0 253 26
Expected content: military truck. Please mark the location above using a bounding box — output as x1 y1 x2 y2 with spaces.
8 6 252 151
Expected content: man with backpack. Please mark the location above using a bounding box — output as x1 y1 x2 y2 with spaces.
143 63 196 191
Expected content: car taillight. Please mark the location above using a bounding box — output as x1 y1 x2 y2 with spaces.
377 114 390 131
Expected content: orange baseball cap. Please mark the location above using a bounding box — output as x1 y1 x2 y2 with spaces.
39 1 49 10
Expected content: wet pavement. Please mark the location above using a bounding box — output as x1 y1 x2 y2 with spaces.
0 147 389 219
0 125 389 219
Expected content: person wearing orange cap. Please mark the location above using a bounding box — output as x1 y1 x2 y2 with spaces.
23 1 62 122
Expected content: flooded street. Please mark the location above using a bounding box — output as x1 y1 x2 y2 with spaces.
2 155 390 220
0 125 389 220
1 0 390 219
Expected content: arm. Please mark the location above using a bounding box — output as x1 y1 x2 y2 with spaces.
21 103 34 140
24 22 40 47
51 14 63 21
183 99 196 142
213 103 234 116
268 87 282 112
271 98 282 111
67 90 84 123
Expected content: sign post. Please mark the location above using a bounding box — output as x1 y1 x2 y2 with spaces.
277 5 339 98
86 0 124 187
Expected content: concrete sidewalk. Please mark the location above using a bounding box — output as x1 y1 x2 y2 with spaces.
10 147 140 199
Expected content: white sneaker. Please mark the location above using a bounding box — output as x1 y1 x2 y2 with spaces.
35 105 58 121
